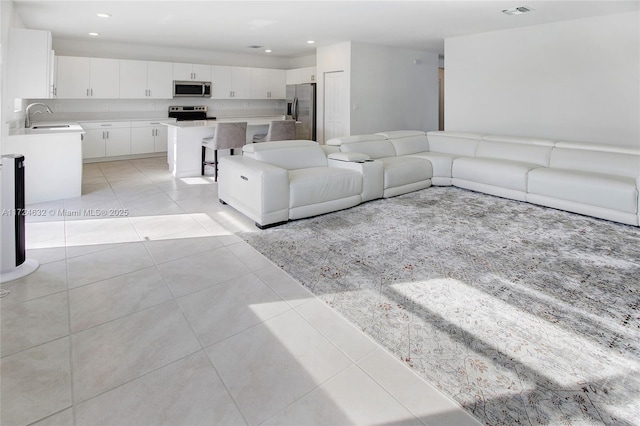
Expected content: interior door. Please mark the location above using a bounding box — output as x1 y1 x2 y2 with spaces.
323 71 347 142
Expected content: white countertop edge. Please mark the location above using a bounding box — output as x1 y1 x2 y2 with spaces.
9 121 85 136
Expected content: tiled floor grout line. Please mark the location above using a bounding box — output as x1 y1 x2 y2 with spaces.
12 157 475 426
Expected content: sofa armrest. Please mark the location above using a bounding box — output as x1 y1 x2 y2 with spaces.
218 156 290 227
321 145 341 156
328 152 371 162
329 158 384 202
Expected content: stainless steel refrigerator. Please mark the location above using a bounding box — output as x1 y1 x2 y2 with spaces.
286 83 316 141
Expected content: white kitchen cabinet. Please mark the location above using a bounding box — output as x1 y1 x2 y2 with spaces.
82 129 106 159
211 65 232 99
286 67 316 85
56 56 91 98
231 67 251 99
211 66 250 99
7 28 54 99
250 68 269 99
147 62 173 98
173 63 211 81
285 69 301 85
301 67 316 83
250 68 286 99
56 56 119 98
267 69 286 98
80 121 131 158
120 60 173 99
130 120 172 154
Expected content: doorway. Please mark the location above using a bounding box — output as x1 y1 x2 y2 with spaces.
323 71 347 141
438 68 445 131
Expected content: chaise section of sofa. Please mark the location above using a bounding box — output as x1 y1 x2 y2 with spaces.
527 142 640 226
219 140 365 228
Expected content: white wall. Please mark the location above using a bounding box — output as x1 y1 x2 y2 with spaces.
444 11 640 147
53 38 295 69
1 0 25 142
316 41 439 143
316 41 351 143
350 42 438 134
287 54 316 69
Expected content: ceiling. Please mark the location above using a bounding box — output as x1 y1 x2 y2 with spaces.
12 0 640 57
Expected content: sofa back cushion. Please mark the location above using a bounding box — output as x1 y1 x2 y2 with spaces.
243 140 328 170
426 131 481 156
329 134 396 159
476 138 554 167
376 130 429 156
550 142 640 178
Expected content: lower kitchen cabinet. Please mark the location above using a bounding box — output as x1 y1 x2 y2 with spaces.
82 129 106 159
131 120 172 154
81 119 173 161
80 121 131 159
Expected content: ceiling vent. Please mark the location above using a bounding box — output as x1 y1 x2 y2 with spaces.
247 45 263 49
502 6 534 16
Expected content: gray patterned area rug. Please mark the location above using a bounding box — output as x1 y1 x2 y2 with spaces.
239 187 640 426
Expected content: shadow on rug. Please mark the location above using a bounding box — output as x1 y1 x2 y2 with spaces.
240 187 640 426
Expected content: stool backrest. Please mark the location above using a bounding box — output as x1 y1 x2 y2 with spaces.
266 120 296 141
213 122 247 150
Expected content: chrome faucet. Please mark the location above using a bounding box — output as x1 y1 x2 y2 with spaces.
25 103 53 128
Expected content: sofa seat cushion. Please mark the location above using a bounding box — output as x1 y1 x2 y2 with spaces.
453 157 541 192
408 152 455 180
379 156 433 189
528 168 638 213
288 167 362 209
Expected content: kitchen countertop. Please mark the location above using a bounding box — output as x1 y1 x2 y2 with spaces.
164 116 290 129
9 121 84 136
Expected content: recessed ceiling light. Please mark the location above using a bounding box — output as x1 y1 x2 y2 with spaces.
307 40 315 44
89 32 99 36
96 13 111 18
265 49 272 53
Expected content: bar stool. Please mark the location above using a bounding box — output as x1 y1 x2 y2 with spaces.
202 122 247 181
252 120 296 143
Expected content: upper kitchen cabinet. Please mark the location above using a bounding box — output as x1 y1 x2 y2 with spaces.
301 67 316 84
7 29 54 99
56 56 120 98
120 60 172 99
211 66 250 99
173 63 211 81
286 67 316 85
250 68 285 99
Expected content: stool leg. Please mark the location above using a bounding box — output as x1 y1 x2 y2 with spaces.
214 150 218 182
201 146 206 176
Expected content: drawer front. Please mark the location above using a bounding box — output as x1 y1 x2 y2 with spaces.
79 121 131 130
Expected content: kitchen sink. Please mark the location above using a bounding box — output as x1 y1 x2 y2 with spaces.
31 124 71 129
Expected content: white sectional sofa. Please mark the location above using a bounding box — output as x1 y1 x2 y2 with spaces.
326 134 433 198
219 140 369 228
218 132 640 228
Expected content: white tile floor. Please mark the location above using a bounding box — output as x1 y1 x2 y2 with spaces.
0 157 480 426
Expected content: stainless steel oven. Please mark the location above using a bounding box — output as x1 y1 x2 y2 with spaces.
168 106 216 121
173 81 212 98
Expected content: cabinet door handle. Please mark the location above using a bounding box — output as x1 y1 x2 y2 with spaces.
106 131 109 139
91 88 93 97
87 88 90 97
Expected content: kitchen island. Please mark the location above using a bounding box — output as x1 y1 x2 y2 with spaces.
4 123 84 204
164 116 292 178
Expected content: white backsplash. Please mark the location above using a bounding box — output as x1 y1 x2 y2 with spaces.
26 98 286 123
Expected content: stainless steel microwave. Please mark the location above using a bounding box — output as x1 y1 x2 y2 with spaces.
173 81 212 98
